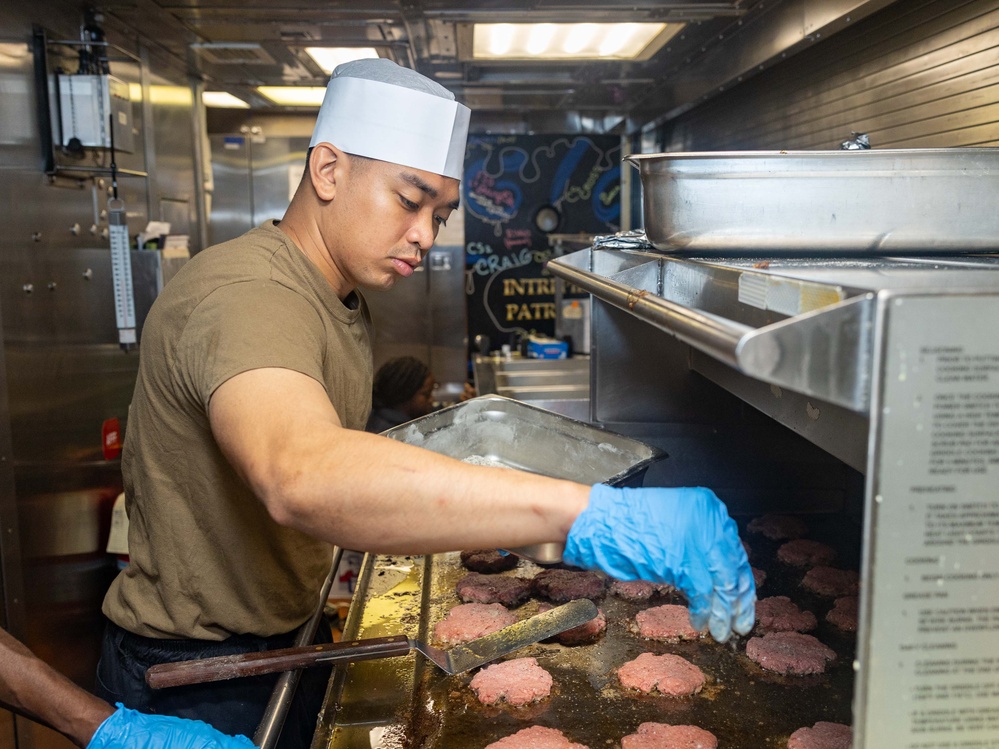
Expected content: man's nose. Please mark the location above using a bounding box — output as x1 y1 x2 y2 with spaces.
406 214 437 255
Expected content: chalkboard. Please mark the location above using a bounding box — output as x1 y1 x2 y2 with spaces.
463 134 621 352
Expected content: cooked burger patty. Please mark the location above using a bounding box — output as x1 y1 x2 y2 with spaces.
777 539 836 568
433 603 517 645
532 568 607 603
484 726 589 749
787 721 853 749
746 632 836 675
621 722 718 749
617 652 706 696
747 514 808 541
755 596 818 633
826 596 859 632
802 567 860 597
456 572 532 606
539 602 606 646
469 657 553 706
632 604 704 642
460 549 519 573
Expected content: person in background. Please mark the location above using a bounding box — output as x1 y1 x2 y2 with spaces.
365 356 436 432
0 626 251 749
96 57 755 749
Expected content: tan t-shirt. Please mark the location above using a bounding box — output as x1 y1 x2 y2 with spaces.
102 221 373 640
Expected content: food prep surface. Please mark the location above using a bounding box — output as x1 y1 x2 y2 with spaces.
319 513 860 749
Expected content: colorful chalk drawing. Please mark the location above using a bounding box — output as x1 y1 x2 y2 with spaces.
463 134 621 346
464 136 621 236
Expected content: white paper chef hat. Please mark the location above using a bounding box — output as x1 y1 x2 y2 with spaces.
309 58 471 181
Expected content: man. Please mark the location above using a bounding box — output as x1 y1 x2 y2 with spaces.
0 626 250 749
96 58 755 747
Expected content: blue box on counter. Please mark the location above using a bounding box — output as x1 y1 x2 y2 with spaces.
526 335 568 359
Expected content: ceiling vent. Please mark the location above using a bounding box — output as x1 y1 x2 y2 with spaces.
279 27 320 42
191 43 276 65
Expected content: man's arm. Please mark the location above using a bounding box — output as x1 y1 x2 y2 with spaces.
209 367 590 554
0 626 112 747
210 366 757 642
0 627 258 749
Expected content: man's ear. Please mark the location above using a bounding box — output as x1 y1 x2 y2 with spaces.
309 143 342 202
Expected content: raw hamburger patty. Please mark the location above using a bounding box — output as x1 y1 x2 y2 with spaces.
756 596 818 633
539 602 606 646
826 596 859 632
787 721 853 749
532 569 607 603
746 632 836 675
610 580 657 601
469 657 553 706
460 548 519 573
632 604 704 642
753 568 767 590
777 539 836 568
747 514 808 541
484 726 589 749
622 722 718 749
456 572 532 606
802 567 860 597
433 603 517 645
617 652 706 696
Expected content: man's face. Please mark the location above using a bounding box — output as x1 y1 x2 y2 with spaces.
328 155 461 292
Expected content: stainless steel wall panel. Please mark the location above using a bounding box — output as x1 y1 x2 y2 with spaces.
250 136 309 227
364 272 433 371
428 245 470 387
208 133 252 245
0 7 200 748
660 0 999 150
207 133 308 242
145 69 199 246
0 41 38 169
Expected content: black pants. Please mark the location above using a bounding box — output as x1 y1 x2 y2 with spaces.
95 618 334 749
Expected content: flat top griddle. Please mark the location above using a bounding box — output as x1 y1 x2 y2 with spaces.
316 512 859 749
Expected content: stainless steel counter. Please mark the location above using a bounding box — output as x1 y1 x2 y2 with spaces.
472 354 590 420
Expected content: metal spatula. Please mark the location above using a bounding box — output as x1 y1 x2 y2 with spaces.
145 598 598 689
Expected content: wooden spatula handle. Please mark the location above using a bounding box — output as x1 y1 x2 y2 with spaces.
145 635 412 689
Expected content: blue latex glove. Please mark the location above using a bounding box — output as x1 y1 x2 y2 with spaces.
88 704 257 749
564 484 755 643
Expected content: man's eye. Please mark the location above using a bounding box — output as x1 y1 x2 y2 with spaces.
435 215 448 227
401 196 418 210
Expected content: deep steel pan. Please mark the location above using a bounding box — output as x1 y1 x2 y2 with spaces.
627 148 999 254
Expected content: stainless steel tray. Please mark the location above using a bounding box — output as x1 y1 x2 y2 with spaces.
626 148 999 253
381 395 661 487
381 395 662 563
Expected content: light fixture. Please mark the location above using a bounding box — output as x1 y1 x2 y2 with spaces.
202 91 249 109
472 22 676 61
126 83 193 106
256 86 327 107
305 47 379 75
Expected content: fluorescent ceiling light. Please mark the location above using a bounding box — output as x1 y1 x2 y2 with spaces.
202 91 249 109
256 86 327 107
126 82 193 106
305 47 379 75
473 22 671 60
